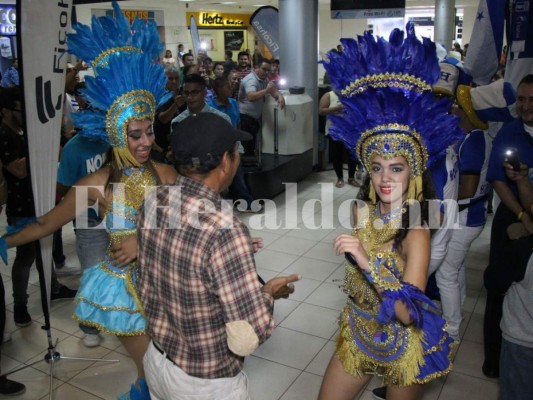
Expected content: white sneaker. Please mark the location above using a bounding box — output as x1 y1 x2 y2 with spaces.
83 333 101 348
55 265 82 277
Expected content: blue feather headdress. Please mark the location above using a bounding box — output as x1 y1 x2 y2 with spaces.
68 1 171 168
321 23 463 202
67 1 162 73
72 53 171 168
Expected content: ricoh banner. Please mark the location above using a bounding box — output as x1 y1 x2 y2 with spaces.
18 0 72 303
250 6 279 58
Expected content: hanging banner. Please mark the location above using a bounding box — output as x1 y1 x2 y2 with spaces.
18 0 71 305
189 15 201 61
250 6 279 58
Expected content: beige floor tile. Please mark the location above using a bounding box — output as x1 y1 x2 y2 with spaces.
254 249 299 272
244 356 301 400
452 340 498 382
285 225 333 242
27 336 116 382
68 351 136 400
462 312 484 344
304 282 346 311
273 298 300 326
282 256 340 281
279 371 322 400
252 327 327 370
305 340 336 377
39 382 104 400
280 303 340 339
1 324 70 364
0 363 62 400
438 372 499 400
268 236 318 257
303 242 344 263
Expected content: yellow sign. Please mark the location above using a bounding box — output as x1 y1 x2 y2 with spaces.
186 12 250 27
121 10 150 24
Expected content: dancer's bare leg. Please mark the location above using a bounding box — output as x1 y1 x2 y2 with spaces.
119 334 150 382
318 355 370 400
387 384 423 400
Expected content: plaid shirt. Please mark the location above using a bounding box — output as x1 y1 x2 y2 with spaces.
137 175 275 379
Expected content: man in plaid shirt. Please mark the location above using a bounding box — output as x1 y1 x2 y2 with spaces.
137 113 300 399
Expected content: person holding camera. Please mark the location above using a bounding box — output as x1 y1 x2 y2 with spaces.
238 59 285 159
483 74 533 378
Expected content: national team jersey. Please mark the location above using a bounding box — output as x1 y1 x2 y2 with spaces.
457 129 492 227
429 146 459 260
57 134 110 219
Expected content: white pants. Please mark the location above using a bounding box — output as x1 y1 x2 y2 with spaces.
435 224 484 339
144 341 250 400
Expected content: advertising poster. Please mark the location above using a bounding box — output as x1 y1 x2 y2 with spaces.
0 37 12 58
200 31 217 51
224 31 244 51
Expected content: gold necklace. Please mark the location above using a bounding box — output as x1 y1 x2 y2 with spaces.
357 203 402 253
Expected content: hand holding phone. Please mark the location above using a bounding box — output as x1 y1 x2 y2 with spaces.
504 147 521 172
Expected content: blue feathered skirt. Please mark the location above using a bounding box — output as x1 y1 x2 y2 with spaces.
337 266 456 386
72 256 146 336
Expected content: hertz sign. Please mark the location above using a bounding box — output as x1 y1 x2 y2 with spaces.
0 5 16 35
186 12 250 27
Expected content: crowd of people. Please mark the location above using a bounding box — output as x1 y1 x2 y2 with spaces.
0 2 532 400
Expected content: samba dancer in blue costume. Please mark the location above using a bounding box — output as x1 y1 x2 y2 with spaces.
317 24 462 400
0 3 176 399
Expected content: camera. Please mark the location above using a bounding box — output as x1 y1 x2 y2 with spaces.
504 147 521 172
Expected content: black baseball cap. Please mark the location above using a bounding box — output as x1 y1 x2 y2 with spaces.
170 113 252 166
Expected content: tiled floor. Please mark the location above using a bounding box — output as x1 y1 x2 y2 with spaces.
0 169 499 400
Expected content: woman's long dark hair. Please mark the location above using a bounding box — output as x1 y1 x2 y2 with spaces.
357 169 437 249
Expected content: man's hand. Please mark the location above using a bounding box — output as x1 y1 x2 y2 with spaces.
276 94 285 109
262 274 301 299
504 162 528 182
265 81 276 94
110 235 137 267
251 237 264 253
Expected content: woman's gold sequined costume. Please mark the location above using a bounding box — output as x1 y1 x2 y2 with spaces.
337 204 455 386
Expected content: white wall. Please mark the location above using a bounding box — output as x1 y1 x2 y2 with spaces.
74 2 190 60
318 5 368 83
461 5 478 46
